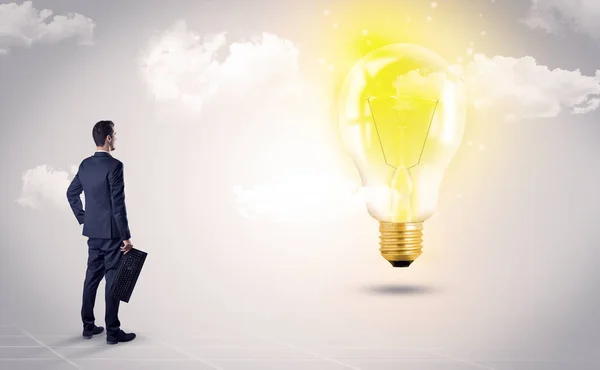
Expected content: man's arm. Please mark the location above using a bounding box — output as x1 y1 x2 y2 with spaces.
66 170 85 225
108 162 131 240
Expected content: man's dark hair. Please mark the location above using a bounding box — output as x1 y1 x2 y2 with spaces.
92 120 114 147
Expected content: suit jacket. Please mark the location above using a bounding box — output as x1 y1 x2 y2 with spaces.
66 151 131 240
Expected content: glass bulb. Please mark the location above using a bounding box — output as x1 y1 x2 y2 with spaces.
338 43 466 267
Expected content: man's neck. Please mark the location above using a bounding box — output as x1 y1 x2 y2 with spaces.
96 147 111 153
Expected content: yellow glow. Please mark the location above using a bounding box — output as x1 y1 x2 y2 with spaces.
320 1 479 82
338 43 466 223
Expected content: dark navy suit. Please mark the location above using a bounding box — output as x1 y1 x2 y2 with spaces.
66 151 131 336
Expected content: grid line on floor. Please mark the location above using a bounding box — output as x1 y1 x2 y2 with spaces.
20 328 80 369
412 346 497 370
0 324 598 370
256 333 365 370
144 333 226 370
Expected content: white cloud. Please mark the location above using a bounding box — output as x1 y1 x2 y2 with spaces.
138 20 302 120
138 21 598 224
231 51 600 221
464 54 600 119
138 20 370 223
16 165 78 210
574 97 600 113
523 0 600 38
0 1 95 55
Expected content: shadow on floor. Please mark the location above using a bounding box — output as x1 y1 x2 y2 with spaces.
359 284 440 295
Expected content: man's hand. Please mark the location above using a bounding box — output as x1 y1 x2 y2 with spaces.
121 239 133 254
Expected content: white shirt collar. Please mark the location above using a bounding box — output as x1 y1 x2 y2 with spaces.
96 149 112 155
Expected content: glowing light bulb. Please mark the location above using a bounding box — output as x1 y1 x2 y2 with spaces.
338 43 466 267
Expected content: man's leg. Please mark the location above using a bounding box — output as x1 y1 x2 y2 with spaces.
103 238 123 336
81 238 105 332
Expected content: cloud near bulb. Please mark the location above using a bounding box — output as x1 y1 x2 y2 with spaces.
523 0 600 38
463 54 600 119
14 17 600 223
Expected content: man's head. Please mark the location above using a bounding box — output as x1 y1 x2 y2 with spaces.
92 120 117 151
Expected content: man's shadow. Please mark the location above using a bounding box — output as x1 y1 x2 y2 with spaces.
359 284 440 295
48 335 115 357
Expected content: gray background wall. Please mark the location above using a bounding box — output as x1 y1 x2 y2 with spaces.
1 0 600 365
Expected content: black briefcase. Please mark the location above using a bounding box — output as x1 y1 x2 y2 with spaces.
110 248 147 303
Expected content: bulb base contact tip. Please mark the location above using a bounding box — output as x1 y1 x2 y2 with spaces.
379 221 423 268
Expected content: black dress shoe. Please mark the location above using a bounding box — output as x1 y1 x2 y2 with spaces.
82 325 104 339
106 329 136 345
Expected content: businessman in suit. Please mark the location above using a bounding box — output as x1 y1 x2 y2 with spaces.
66 120 136 344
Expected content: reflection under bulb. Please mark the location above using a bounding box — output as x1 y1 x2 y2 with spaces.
338 43 466 267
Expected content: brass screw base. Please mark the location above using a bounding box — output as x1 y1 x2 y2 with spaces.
379 221 423 267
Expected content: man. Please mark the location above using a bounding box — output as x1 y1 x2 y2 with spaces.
66 120 136 345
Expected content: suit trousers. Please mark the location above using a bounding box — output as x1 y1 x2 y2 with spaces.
81 238 123 335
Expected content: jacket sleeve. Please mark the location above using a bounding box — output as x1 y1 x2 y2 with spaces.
66 169 85 225
108 162 131 240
